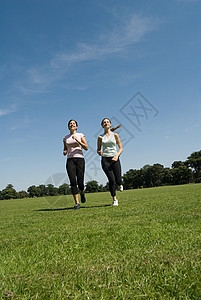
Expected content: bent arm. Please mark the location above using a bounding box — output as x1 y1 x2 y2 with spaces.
63 138 67 156
97 136 102 156
80 136 88 151
73 135 88 151
112 133 123 161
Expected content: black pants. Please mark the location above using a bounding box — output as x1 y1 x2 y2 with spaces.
66 158 85 195
101 157 122 197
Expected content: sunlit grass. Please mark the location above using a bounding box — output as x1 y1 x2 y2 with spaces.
0 184 200 299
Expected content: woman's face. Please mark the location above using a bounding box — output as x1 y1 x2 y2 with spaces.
68 120 77 130
102 118 111 128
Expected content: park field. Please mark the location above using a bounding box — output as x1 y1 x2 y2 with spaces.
0 184 200 299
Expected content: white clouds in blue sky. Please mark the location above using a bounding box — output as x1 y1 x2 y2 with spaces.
0 0 200 191
18 13 159 94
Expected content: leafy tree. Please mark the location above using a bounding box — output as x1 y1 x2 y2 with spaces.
58 183 71 195
186 150 201 182
17 190 29 199
46 184 58 196
123 169 144 189
38 185 47 197
1 184 17 200
143 164 165 187
172 161 185 169
85 180 99 193
161 167 173 186
171 166 193 185
27 185 41 198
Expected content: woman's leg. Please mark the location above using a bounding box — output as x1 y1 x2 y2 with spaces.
75 158 86 203
75 158 85 192
66 158 79 204
101 157 116 197
112 158 123 186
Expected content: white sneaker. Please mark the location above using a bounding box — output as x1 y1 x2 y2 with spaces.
119 185 123 192
113 199 118 206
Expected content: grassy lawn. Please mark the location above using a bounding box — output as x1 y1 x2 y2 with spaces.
0 184 200 299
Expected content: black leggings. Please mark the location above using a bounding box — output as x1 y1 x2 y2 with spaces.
66 158 85 195
101 157 122 197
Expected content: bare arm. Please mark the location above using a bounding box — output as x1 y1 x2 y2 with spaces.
112 133 123 161
72 135 88 151
97 135 102 156
63 138 67 156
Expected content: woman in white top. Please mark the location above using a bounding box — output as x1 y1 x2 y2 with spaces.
63 119 88 209
97 118 123 206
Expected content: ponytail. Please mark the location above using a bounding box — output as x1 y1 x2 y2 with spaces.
111 124 121 132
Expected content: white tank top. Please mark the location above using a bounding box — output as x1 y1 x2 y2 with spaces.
102 132 117 157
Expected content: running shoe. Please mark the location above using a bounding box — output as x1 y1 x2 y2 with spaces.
119 185 123 192
74 203 80 210
113 199 118 206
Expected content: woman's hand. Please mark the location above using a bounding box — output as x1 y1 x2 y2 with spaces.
63 150 67 156
72 135 78 141
112 154 119 161
97 150 102 156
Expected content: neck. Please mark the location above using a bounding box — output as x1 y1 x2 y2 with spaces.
70 129 76 135
104 128 111 135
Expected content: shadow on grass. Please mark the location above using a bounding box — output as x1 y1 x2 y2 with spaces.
35 204 111 212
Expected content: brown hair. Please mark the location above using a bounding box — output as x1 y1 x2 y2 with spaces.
68 119 78 127
101 118 111 126
101 118 121 132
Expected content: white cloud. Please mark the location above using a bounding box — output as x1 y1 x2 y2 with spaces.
20 13 159 94
0 105 17 117
51 14 158 68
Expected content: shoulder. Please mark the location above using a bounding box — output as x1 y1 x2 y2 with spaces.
78 132 84 137
98 135 103 142
64 134 70 140
114 132 120 141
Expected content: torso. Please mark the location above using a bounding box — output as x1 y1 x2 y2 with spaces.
102 132 117 157
64 133 84 158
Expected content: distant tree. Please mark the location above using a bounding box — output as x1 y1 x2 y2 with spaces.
58 183 71 195
172 161 185 169
161 167 173 186
98 184 105 192
38 185 47 197
46 184 58 196
104 182 110 191
1 184 17 200
17 190 29 199
186 150 201 182
171 166 193 185
143 164 165 187
27 185 41 198
123 169 144 189
85 180 99 193
97 183 109 192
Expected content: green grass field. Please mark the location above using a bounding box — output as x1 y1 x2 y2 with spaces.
0 184 200 299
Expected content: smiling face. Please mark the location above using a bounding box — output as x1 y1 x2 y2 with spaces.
68 119 78 131
101 118 111 129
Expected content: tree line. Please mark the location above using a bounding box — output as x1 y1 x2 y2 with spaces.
0 150 200 200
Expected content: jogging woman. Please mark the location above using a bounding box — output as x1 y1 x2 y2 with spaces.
63 119 88 209
97 118 123 206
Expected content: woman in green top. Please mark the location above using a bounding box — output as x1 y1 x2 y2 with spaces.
97 118 123 206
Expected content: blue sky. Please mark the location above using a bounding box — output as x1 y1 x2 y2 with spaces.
0 0 201 192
